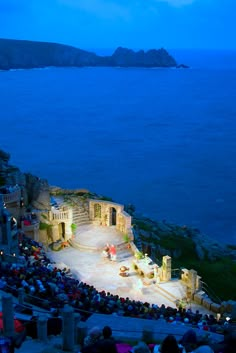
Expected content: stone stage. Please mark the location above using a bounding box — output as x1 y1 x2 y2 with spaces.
47 224 213 314
73 224 126 251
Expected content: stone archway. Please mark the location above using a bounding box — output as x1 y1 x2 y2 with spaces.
59 222 65 239
110 207 117 226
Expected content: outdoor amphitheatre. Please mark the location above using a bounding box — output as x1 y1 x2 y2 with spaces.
0 149 236 352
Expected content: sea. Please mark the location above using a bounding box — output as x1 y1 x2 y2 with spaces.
0 49 236 245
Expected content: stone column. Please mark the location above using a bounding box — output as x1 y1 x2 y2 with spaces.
153 265 160 284
189 269 198 295
18 288 24 305
64 222 72 241
2 294 14 337
51 224 59 242
162 255 171 281
62 305 74 351
76 322 88 345
74 313 81 344
37 315 48 342
33 225 39 242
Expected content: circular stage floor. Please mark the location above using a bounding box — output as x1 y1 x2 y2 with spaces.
47 224 213 314
75 224 124 250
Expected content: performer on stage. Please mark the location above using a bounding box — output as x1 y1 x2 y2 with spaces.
109 244 117 261
102 243 111 259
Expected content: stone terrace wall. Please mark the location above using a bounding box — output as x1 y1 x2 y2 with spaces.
89 199 133 238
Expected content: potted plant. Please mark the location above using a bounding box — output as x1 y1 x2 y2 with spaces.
71 223 77 237
134 251 144 260
123 233 131 248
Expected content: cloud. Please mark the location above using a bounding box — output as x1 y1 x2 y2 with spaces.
58 0 131 20
155 0 195 6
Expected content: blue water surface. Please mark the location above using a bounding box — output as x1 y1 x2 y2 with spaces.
0 50 236 244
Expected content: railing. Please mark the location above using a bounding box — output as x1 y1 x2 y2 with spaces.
200 280 222 305
1 187 21 204
21 221 39 231
52 211 69 220
0 253 26 265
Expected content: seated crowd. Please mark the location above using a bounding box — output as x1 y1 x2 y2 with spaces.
80 325 236 353
0 234 235 353
0 235 232 329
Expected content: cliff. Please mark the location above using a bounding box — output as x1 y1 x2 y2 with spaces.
0 149 50 210
0 38 177 70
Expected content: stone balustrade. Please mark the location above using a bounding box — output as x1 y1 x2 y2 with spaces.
51 210 70 220
0 187 21 204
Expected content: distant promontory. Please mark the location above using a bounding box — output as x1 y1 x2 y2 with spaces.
0 38 178 70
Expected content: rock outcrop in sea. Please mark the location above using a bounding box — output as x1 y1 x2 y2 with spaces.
0 38 177 70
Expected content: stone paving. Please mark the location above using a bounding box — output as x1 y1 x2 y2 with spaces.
47 224 213 313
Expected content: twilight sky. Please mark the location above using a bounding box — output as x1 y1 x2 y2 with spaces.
0 0 235 51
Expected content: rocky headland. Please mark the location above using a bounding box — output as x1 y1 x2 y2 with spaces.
0 38 178 70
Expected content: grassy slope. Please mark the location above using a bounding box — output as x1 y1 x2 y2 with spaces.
136 221 236 301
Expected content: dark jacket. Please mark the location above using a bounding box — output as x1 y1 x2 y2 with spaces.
96 337 118 353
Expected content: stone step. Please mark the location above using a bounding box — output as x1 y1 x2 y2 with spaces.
73 214 89 220
73 218 90 224
75 221 92 227
153 286 178 304
68 239 97 252
73 212 89 218
73 210 89 215
73 205 87 210
73 212 89 217
72 213 86 219
84 313 223 343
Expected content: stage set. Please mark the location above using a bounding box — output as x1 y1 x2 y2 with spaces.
47 224 211 314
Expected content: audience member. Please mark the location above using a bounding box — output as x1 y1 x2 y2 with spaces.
132 341 151 353
154 334 183 353
179 329 198 352
83 326 102 347
96 325 118 353
193 346 214 353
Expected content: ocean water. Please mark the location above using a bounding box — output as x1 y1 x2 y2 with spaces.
0 50 236 245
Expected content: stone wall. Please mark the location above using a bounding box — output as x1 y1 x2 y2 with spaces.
32 199 133 245
89 199 132 238
0 197 19 254
38 207 73 245
181 267 236 318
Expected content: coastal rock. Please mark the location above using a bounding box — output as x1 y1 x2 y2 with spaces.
25 173 50 210
0 150 25 187
0 149 10 162
156 221 173 233
0 38 99 70
133 213 236 263
50 185 90 196
176 63 189 69
195 244 205 260
0 38 178 70
139 229 152 239
0 150 50 209
111 47 177 67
